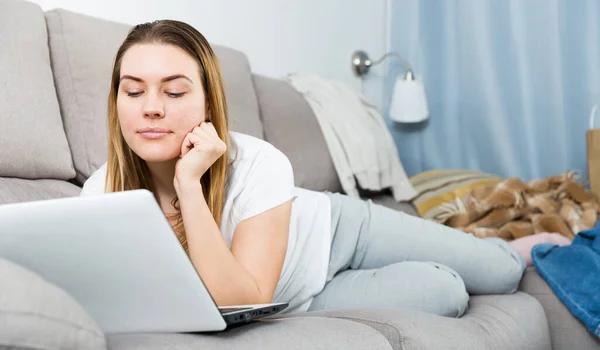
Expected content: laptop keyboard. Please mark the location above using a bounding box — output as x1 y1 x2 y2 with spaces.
219 307 253 314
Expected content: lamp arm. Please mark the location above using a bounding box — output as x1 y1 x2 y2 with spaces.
370 52 413 74
352 50 415 79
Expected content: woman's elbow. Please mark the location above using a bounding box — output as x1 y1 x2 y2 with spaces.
255 286 276 304
215 289 272 307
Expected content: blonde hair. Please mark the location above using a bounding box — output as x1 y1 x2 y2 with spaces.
106 20 230 252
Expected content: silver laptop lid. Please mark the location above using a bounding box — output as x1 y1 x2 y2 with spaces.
0 189 226 333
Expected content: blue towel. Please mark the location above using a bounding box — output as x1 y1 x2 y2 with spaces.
532 222 600 339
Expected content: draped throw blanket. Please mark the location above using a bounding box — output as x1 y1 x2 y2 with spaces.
532 222 600 339
284 73 417 202
436 171 600 240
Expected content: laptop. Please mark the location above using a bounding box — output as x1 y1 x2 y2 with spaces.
0 189 288 334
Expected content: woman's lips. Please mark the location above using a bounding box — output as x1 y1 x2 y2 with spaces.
138 129 172 139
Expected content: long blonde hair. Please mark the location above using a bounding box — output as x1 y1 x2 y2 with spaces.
106 20 230 252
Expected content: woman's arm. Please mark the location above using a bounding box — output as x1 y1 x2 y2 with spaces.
178 181 292 306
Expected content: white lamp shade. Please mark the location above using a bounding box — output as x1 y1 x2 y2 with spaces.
389 75 429 123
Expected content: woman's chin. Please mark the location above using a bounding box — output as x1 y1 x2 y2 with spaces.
134 148 178 163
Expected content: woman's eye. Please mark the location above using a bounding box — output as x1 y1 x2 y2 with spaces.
124 91 184 98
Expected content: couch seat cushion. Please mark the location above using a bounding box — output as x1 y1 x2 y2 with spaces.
107 316 391 350
297 292 550 350
0 177 81 204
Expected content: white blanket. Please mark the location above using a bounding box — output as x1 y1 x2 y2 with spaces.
285 73 416 202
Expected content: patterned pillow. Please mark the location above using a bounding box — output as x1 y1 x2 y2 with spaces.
410 169 503 221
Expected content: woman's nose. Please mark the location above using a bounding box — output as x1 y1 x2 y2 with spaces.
142 96 164 118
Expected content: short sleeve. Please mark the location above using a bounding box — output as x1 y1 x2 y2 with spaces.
234 147 295 222
79 163 108 196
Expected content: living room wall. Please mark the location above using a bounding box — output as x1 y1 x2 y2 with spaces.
32 0 390 110
387 0 600 181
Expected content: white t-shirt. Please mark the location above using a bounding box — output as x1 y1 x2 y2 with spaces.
80 131 332 314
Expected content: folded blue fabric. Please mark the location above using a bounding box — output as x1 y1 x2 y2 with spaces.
532 222 600 339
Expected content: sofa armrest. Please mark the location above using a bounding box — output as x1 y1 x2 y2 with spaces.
0 258 106 350
519 266 600 350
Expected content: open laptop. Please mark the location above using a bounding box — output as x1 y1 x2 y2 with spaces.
0 189 288 334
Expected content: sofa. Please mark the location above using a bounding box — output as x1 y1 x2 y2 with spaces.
1 0 599 349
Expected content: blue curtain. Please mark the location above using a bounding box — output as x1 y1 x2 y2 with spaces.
387 0 600 181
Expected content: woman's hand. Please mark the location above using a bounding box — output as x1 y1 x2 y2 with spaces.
174 121 226 192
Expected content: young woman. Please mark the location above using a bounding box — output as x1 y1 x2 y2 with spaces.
81 20 571 316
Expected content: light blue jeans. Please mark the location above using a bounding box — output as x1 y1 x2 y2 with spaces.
307 192 526 317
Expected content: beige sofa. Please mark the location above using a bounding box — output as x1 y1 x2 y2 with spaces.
1 0 599 349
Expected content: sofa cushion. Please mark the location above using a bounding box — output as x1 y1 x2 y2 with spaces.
409 169 503 221
298 292 551 350
45 9 129 186
107 316 391 350
45 9 264 185
0 258 106 350
519 267 600 350
0 177 81 204
212 46 264 140
0 0 75 180
253 74 343 193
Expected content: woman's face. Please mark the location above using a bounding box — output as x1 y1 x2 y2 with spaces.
117 43 205 163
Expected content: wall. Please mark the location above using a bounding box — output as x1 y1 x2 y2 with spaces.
387 0 600 180
32 0 389 109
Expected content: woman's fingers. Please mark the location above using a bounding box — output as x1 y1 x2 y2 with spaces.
179 121 226 160
192 121 219 140
180 132 203 158
193 122 226 149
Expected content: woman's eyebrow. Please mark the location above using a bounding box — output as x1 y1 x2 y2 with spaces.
119 74 193 84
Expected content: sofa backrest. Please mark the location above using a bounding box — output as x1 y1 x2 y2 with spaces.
44 8 266 185
0 0 75 181
0 0 343 194
253 75 342 193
